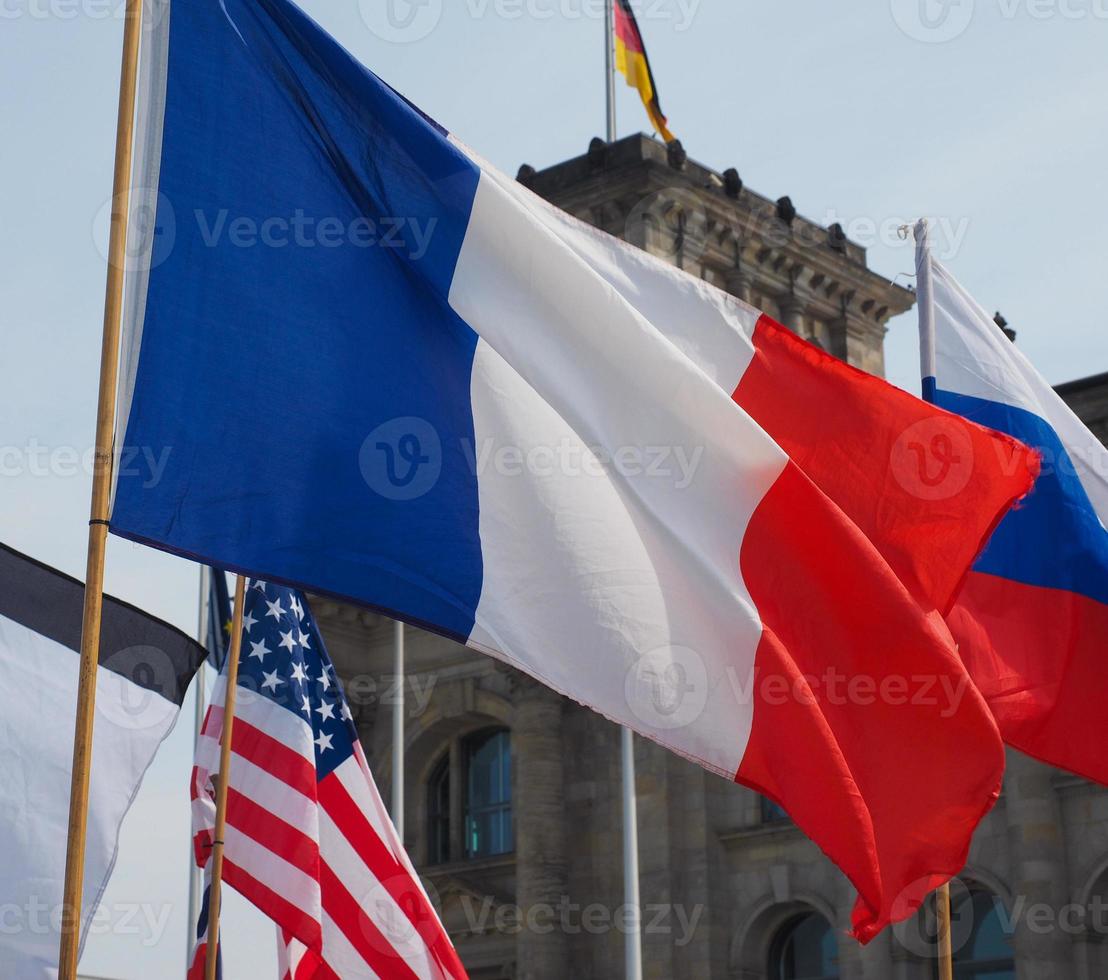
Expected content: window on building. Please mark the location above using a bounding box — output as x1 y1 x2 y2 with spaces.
761 795 789 824
427 754 451 866
464 729 512 859
769 912 839 980
426 727 513 865
943 889 1014 980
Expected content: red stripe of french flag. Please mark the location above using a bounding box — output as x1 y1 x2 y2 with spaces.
732 315 1039 939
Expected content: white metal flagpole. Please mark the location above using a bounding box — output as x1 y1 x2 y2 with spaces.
187 565 209 966
621 727 643 980
605 0 617 143
392 620 405 835
912 217 955 980
607 9 642 978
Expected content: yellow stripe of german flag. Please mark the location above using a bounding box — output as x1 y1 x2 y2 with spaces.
613 0 676 144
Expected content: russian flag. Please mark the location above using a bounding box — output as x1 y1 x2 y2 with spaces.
916 219 1108 784
109 0 1038 940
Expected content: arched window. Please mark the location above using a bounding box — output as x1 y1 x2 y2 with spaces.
427 755 450 866
425 728 513 865
769 912 839 980
946 890 1014 979
464 729 512 859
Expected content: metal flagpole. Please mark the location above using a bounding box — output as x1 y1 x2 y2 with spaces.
607 8 642 977
912 218 955 980
605 0 617 143
621 728 643 980
205 575 247 980
57 0 143 972
187 566 209 966
391 620 405 835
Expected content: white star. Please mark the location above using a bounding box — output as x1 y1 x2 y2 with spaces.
265 597 285 620
314 731 334 753
290 661 308 684
241 610 258 634
279 629 297 652
341 703 353 722
318 670 332 692
297 631 311 650
261 669 283 693
290 595 304 620
248 640 270 662
252 579 267 592
300 694 312 715
315 701 336 722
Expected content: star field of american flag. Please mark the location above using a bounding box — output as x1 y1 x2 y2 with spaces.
190 578 468 980
234 580 357 780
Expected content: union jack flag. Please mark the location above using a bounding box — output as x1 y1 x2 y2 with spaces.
190 579 467 979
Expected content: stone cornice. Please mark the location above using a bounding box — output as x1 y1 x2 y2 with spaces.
522 134 915 331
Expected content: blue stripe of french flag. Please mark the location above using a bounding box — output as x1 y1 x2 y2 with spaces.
109 0 1038 940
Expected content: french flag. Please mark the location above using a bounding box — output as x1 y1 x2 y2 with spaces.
109 0 1037 940
917 220 1108 784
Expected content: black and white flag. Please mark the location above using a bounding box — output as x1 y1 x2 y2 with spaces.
0 543 205 979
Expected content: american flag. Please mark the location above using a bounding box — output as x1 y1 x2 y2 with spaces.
191 579 468 979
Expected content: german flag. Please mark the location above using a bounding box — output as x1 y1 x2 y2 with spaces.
613 0 676 143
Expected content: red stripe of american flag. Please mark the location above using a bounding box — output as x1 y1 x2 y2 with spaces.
318 775 468 974
317 860 424 980
193 688 466 978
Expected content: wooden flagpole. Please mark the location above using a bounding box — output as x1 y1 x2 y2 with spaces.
937 882 954 980
57 0 144 973
205 574 247 980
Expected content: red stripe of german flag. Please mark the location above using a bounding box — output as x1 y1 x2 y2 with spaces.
613 0 675 143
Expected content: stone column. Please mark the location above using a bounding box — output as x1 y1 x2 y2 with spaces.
727 268 753 306
512 676 570 979
779 291 805 334
1004 751 1073 978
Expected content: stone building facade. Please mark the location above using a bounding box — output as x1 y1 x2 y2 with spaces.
318 137 1108 979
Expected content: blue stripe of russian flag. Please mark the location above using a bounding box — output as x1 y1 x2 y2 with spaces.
926 382 1108 608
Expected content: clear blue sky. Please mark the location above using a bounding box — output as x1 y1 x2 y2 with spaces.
1 0 1105 975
